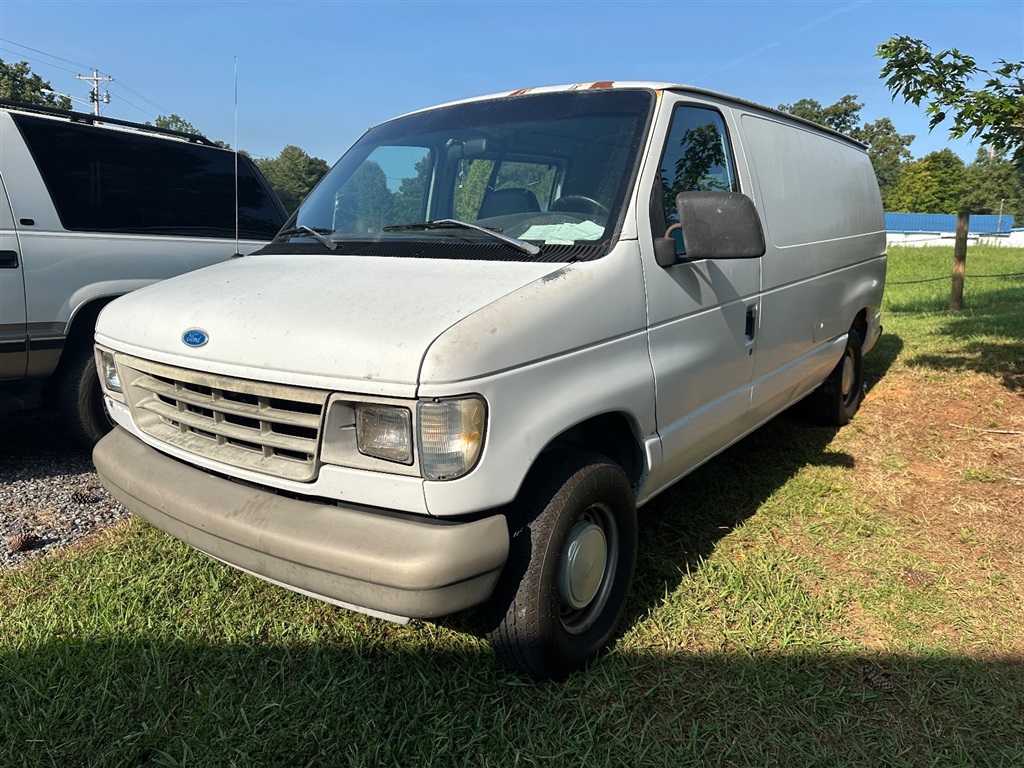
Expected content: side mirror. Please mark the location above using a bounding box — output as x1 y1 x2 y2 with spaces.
670 191 766 263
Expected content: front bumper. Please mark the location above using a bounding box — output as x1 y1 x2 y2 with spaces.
94 427 509 622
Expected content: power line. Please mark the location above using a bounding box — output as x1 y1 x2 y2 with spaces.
1 37 173 117
0 48 80 78
0 37 96 72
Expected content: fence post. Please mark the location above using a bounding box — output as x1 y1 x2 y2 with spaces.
949 211 969 311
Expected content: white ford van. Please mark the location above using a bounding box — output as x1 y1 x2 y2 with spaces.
0 100 286 445
93 82 885 679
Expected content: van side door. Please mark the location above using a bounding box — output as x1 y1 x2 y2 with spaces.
0 173 26 380
638 101 761 494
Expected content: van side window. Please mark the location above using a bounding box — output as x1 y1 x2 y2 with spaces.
12 114 284 239
656 106 737 250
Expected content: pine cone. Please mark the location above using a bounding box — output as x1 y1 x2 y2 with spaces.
7 533 40 552
858 661 896 694
72 489 101 504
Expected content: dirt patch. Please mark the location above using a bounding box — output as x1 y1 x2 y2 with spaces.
816 366 1024 654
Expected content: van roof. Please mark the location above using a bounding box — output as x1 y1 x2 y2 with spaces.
0 99 217 146
391 81 866 149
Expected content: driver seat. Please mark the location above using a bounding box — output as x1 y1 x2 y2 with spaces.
478 188 540 218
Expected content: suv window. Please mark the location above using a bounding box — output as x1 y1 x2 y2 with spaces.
13 114 284 239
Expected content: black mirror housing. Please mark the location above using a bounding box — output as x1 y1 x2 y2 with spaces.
654 237 679 267
673 191 766 261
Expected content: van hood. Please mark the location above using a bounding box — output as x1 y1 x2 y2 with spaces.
96 253 564 389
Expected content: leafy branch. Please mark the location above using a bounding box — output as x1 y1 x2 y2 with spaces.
878 35 1024 152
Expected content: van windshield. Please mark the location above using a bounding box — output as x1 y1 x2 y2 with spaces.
270 88 654 261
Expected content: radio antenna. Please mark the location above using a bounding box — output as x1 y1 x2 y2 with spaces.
232 55 242 258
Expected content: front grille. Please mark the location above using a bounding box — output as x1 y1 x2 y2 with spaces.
118 355 329 482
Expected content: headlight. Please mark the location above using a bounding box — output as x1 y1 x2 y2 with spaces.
97 349 122 395
355 404 413 464
418 397 485 480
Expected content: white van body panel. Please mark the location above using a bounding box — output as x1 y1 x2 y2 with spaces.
93 82 886 631
96 254 567 390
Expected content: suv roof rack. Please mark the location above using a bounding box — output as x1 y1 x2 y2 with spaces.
0 99 217 146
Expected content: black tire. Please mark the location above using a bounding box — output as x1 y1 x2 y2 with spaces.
57 346 113 448
808 328 864 426
483 451 638 681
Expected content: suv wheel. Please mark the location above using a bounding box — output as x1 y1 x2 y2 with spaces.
58 346 113 447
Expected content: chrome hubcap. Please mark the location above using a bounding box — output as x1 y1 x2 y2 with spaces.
558 520 608 610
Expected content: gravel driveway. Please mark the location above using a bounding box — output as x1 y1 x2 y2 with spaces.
1 409 128 569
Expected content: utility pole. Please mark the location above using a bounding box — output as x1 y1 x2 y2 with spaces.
76 69 113 115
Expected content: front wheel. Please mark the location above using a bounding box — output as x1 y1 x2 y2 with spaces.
483 451 638 680
808 328 864 426
57 346 114 448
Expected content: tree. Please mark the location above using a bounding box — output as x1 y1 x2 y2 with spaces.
885 149 966 213
777 95 864 135
342 161 393 232
255 145 330 214
849 118 915 206
878 36 1024 155
144 114 230 148
392 155 430 223
963 148 1023 221
153 113 200 135
0 59 72 109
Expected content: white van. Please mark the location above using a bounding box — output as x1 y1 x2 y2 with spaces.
93 82 885 679
0 100 286 444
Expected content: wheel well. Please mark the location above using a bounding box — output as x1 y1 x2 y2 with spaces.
53 298 116 376
851 308 868 345
545 413 644 490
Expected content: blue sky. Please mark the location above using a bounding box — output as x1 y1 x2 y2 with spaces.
1 1 1021 164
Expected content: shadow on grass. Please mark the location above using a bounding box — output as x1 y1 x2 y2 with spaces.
903 305 1024 392
0 338 929 765
0 638 1021 766
623 331 903 626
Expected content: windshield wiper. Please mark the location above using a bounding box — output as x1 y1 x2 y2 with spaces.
382 219 541 257
276 225 338 251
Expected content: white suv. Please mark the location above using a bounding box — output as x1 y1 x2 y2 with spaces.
0 100 286 444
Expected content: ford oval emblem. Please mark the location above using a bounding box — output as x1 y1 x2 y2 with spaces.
182 328 209 348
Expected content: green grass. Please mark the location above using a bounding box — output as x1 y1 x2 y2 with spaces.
2 246 1023 767
884 243 1024 313
881 245 1024 391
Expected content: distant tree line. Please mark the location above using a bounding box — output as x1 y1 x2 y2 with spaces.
4 53 1020 221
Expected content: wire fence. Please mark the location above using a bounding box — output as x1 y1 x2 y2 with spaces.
889 271 1024 285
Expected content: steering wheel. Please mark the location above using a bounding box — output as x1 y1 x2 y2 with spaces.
549 195 610 217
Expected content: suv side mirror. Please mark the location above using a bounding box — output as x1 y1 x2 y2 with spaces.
663 191 766 265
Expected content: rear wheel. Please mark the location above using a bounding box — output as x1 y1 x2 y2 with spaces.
809 328 864 426
57 346 113 448
484 451 637 680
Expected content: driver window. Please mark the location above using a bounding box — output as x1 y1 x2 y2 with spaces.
657 106 737 249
